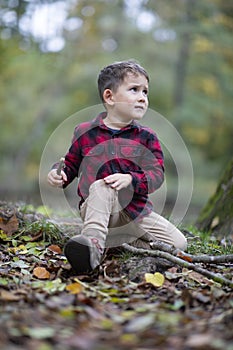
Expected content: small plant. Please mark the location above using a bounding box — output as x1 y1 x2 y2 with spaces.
20 220 64 245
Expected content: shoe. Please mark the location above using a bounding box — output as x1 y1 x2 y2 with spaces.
64 235 103 274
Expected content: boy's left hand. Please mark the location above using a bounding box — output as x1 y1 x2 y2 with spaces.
104 173 132 191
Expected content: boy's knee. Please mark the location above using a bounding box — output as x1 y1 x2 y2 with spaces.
89 179 116 197
89 179 105 192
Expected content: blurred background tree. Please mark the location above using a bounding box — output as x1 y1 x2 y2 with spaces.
0 0 232 223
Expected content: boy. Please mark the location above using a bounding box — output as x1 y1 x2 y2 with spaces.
47 60 187 274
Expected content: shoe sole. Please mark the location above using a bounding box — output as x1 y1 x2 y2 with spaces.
64 236 92 274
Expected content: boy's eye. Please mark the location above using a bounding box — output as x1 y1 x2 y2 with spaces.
130 87 148 95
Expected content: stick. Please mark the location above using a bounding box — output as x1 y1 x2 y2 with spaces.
122 243 233 288
149 241 233 263
56 157 65 175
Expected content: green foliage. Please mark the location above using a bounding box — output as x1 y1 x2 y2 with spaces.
185 225 233 256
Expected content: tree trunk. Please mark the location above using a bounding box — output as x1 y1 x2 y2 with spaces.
196 157 233 236
173 0 195 109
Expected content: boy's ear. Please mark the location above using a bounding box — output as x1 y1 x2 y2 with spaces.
103 89 114 105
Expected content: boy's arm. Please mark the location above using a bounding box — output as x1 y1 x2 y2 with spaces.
128 135 164 195
50 127 82 188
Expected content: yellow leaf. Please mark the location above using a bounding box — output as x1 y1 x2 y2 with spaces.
8 245 28 254
66 282 83 294
145 272 165 287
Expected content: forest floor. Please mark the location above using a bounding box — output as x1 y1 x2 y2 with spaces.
0 201 232 350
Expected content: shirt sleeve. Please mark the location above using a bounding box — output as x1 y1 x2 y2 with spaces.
128 132 164 195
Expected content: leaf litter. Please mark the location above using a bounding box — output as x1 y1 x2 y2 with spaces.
0 201 232 350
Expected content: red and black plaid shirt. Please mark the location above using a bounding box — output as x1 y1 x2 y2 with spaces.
56 112 164 220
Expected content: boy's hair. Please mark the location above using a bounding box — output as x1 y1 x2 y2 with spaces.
97 60 149 103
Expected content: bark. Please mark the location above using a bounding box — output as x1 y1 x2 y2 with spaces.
196 157 233 235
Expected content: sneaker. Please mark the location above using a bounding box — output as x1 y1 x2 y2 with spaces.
64 235 104 274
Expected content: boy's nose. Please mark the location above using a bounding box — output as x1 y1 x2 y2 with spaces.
138 92 146 102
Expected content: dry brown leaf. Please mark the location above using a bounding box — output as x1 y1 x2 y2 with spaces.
0 289 22 301
0 214 19 235
177 252 193 262
33 267 50 280
47 245 62 254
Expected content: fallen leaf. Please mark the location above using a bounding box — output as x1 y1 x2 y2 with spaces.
144 272 165 287
185 333 213 348
24 327 56 339
66 282 83 294
11 260 30 269
0 214 19 235
0 289 23 301
33 267 50 280
31 278 66 294
47 245 62 254
8 245 28 255
177 252 193 262
124 313 155 332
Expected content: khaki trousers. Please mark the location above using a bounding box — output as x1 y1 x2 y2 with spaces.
80 179 187 251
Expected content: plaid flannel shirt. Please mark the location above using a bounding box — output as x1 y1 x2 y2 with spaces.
55 112 164 220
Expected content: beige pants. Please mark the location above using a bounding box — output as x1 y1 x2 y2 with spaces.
80 179 187 251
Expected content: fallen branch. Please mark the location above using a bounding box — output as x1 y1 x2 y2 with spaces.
149 241 233 264
122 243 233 288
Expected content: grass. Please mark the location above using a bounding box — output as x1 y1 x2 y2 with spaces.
184 225 233 256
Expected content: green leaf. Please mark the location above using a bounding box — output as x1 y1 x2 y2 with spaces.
25 327 55 339
31 279 66 294
110 297 129 303
0 277 9 286
0 231 9 241
11 260 30 269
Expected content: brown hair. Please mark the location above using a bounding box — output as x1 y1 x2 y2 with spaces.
97 60 149 103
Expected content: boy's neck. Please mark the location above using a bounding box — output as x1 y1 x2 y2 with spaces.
104 113 133 130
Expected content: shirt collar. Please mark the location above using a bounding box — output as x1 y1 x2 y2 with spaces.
93 112 141 131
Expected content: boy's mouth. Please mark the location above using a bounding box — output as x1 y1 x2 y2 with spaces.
135 105 145 110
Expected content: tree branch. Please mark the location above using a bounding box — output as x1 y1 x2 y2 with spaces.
149 241 233 263
122 243 233 288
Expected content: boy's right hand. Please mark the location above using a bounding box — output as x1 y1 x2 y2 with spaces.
47 169 67 187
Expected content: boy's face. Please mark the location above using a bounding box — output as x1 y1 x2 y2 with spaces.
105 73 149 123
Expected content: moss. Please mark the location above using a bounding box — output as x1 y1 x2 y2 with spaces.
196 158 233 235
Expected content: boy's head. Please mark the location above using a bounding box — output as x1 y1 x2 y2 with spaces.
98 60 149 103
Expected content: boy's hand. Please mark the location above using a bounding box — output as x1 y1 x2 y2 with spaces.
47 169 67 187
104 173 132 191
